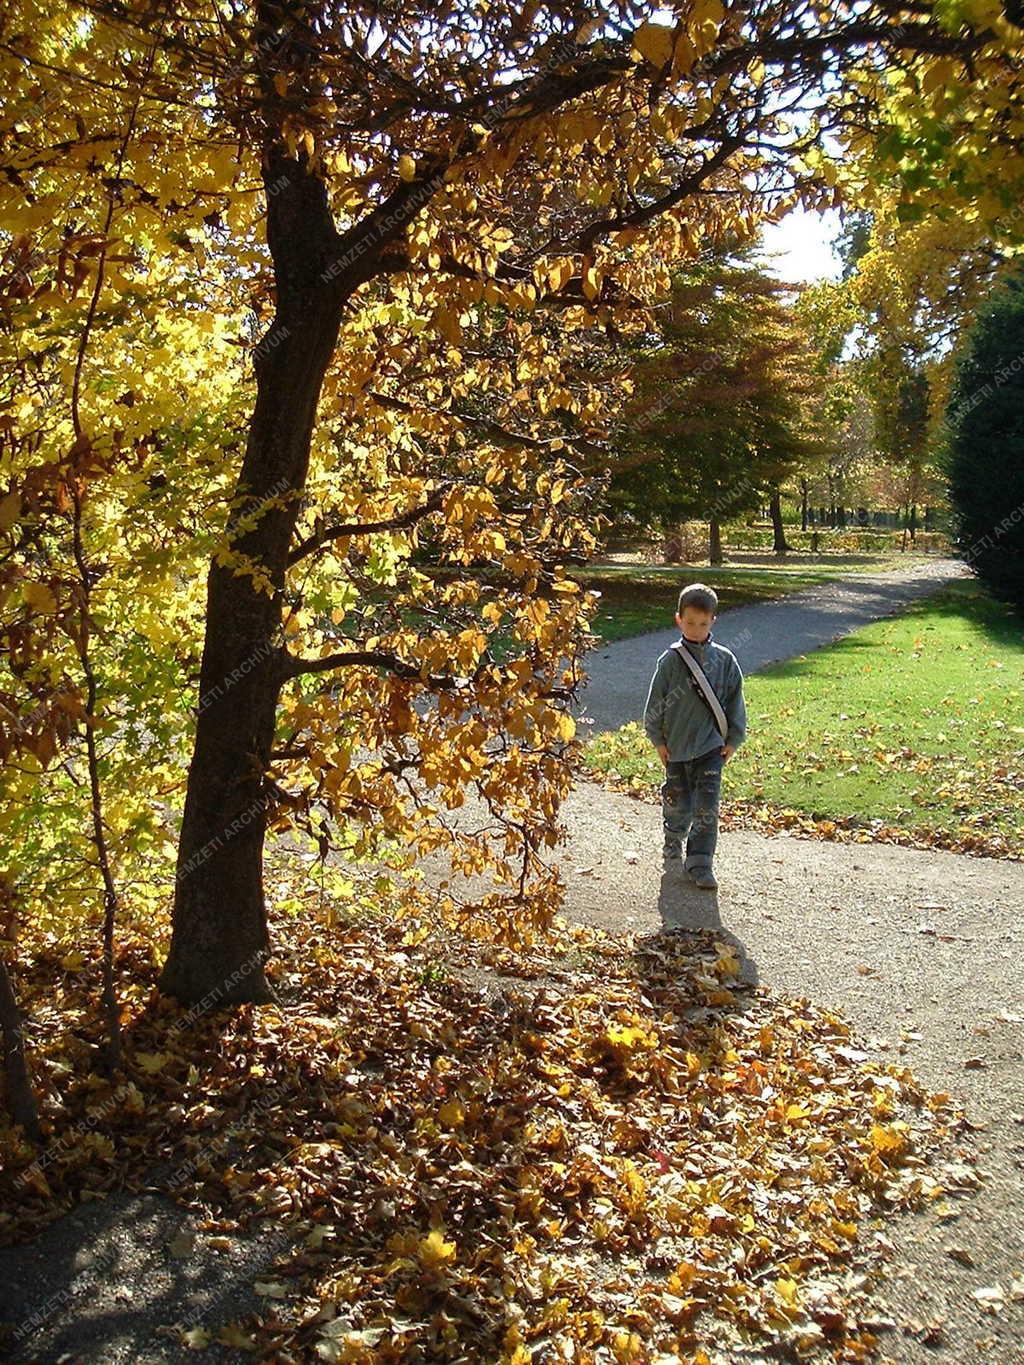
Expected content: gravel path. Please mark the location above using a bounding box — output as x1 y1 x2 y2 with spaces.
0 1194 276 1363
572 556 970 737
408 780 1024 1364
400 553 1023 1362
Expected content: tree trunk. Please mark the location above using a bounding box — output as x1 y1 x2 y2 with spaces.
0 955 41 1144
708 518 723 565
158 146 348 1005
769 485 792 554
800 478 808 532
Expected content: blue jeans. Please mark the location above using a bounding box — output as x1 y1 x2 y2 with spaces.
660 747 724 871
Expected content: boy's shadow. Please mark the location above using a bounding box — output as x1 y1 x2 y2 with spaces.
656 867 760 987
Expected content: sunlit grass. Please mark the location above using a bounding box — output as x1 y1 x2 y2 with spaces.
583 579 1024 852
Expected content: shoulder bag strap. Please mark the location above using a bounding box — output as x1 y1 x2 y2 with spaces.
670 641 729 741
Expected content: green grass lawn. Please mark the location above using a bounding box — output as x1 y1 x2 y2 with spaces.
583 578 1024 855
573 554 924 644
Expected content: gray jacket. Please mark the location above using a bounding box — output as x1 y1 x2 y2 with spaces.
642 631 747 762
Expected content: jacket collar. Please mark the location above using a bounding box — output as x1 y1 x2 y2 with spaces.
679 631 712 648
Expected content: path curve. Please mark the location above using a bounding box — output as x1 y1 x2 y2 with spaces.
572 556 971 739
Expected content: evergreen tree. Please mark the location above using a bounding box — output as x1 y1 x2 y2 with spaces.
942 269 1024 609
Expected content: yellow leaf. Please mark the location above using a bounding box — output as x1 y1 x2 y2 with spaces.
438 1097 465 1127
398 154 416 181
691 0 725 29
273 72 289 97
216 1325 256 1349
546 257 574 292
254 1280 288 1298
134 1051 172 1075
632 20 675 68
20 1163 52 1198
0 490 20 531
433 305 462 345
417 1228 457 1268
870 1121 909 1155
24 581 57 614
776 1277 800 1305
922 58 959 95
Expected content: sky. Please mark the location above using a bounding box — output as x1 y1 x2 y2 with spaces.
756 204 846 285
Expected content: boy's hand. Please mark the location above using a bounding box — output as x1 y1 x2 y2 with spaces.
720 744 735 761
656 744 669 768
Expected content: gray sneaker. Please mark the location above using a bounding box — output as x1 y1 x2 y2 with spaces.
689 866 718 889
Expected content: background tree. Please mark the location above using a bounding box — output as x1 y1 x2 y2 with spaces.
872 356 931 544
604 245 829 562
942 266 1024 610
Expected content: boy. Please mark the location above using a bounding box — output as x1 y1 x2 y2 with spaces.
642 583 747 889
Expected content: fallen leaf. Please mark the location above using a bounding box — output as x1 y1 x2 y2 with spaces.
417 1228 456 1269
254 1281 289 1298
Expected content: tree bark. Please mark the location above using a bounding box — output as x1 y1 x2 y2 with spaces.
769 484 793 554
158 142 349 1005
709 518 723 565
0 955 41 1144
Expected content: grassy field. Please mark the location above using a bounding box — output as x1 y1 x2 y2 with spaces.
336 552 947 664
573 552 928 644
582 577 1024 855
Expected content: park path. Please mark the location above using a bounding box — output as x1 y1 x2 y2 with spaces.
403 551 1024 1361
570 556 970 738
402 755 1024 1365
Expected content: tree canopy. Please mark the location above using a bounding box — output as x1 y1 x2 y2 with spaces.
1 0 1023 1007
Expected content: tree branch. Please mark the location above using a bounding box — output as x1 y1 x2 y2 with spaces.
366 389 609 462
287 482 453 567
280 644 575 702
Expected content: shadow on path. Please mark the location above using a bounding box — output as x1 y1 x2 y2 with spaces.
656 866 760 988
0 1191 279 1364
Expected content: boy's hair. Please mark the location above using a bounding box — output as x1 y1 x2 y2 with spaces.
677 582 718 615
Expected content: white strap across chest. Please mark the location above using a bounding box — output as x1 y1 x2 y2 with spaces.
670 641 729 740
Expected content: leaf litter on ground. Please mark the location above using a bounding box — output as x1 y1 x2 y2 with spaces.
0 898 979 1364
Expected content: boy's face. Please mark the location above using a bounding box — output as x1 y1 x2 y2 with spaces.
675 605 715 641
